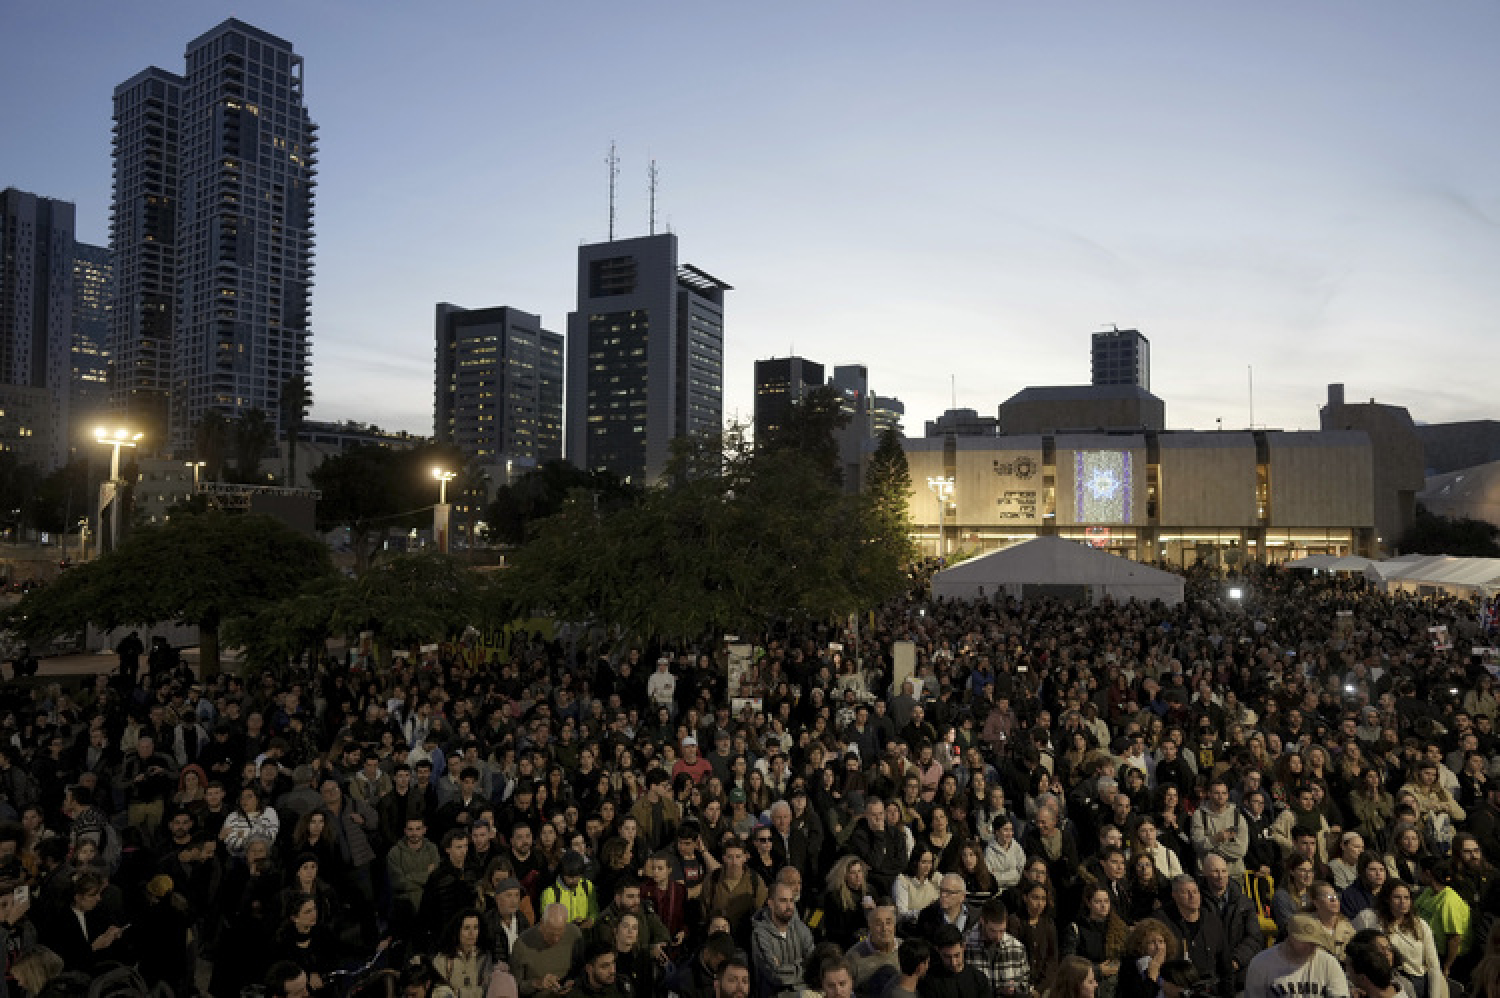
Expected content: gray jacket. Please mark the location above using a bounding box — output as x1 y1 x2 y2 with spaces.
750 906 815 998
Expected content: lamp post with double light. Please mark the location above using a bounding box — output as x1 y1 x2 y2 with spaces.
432 468 456 554
95 427 142 553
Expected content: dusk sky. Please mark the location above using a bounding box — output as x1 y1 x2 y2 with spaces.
4 2 1497 439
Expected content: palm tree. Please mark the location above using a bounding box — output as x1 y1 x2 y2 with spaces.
278 374 311 486
233 408 276 482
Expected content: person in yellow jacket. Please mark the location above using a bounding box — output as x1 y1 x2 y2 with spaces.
540 852 598 928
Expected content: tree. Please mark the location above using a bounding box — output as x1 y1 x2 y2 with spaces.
231 553 481 671
1398 507 1500 557
758 385 850 487
870 423 912 534
194 410 231 482
485 460 639 546
29 459 89 535
5 512 332 675
279 374 311 486
233 408 276 482
310 442 465 572
491 424 910 642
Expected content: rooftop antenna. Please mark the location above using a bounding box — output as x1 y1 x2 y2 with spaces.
1248 365 1255 429
951 374 957 412
606 141 619 241
648 160 659 235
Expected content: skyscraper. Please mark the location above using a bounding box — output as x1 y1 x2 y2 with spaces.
72 242 113 450
754 356 825 442
565 233 729 483
0 188 75 469
111 19 317 455
110 67 181 446
434 303 563 467
1091 328 1151 391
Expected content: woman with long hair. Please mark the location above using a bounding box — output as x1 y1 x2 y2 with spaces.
1386 824 1428 888
921 805 962 873
1151 786 1193 876
1115 918 1182 998
745 770 771 817
174 764 209 813
894 846 943 925
1353 880 1446 998
271 893 336 995
286 807 342 877
1053 954 1102 998
1012 879 1060 997
954 842 998 907
820 855 874 949
430 909 492 998
1351 768 1396 848
279 853 340 934
611 912 658 998
535 823 564 880
1062 885 1127 996
1125 852 1170 925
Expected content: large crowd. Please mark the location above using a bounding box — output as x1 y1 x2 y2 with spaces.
1 561 1500 998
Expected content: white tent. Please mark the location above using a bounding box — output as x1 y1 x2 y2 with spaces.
932 535 1185 605
1286 554 1376 573
1364 555 1500 599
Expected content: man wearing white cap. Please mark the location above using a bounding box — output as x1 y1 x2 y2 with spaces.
1243 913 1349 998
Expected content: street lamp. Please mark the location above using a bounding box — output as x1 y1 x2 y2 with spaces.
185 461 206 488
927 475 954 558
95 427 142 553
432 468 457 553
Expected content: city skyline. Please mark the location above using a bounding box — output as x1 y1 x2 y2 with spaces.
3 2 1497 446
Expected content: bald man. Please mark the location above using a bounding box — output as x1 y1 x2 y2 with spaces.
510 902 583 997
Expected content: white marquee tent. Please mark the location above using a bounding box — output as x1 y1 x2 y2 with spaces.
932 535 1186 605
1284 554 1377 573
1363 554 1500 600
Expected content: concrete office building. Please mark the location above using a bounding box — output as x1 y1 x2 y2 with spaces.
905 429 1376 565
1319 383 1424 551
111 19 317 455
565 233 729 483
434 303 563 466
72 242 112 450
1092 328 1151 391
0 188 75 469
753 356 824 442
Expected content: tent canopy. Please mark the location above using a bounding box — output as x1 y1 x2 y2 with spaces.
932 535 1185 606
1285 554 1376 573
1364 554 1500 599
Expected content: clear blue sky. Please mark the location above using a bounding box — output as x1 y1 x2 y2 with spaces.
4 1 1497 438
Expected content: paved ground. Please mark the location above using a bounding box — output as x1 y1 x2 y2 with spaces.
29 646 237 683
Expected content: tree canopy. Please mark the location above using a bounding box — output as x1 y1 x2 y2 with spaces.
229 552 481 670
1399 507 1500 558
485 460 639 546
493 423 911 642
5 512 332 674
309 442 465 572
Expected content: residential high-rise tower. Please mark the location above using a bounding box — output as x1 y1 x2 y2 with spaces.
111 19 317 455
72 242 113 450
0 188 75 469
753 356 825 442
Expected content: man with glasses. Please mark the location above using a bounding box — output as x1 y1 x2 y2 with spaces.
916 874 972 943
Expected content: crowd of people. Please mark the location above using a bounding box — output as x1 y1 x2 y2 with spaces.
0 561 1499 998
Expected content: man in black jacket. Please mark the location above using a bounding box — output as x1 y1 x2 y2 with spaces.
847 798 908 896
1162 875 1233 995
918 924 989 998
1198 855 1263 992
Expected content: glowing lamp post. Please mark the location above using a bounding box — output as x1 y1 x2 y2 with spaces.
95 427 143 553
432 468 457 553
